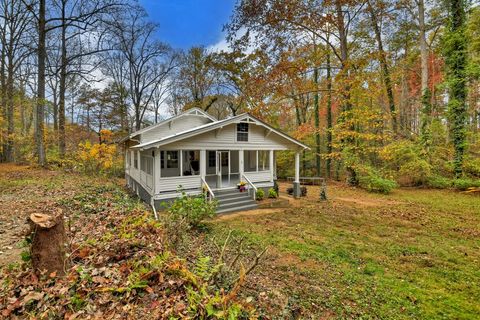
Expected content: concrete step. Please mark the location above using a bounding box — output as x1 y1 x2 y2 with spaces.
215 192 251 201
218 198 256 210
218 196 253 205
216 203 258 215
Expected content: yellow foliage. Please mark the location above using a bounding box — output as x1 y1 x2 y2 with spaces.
78 138 117 173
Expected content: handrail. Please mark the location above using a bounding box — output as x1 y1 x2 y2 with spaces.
201 177 215 202
241 174 257 200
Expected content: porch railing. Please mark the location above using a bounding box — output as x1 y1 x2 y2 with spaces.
201 177 215 202
241 174 258 200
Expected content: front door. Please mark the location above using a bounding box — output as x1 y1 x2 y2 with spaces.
217 151 230 188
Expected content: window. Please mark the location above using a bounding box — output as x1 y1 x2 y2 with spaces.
160 150 180 177
244 150 257 172
141 155 153 175
208 151 216 167
258 150 270 171
237 123 249 142
182 150 200 176
166 151 178 168
133 152 138 169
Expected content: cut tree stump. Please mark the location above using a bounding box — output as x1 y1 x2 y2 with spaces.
28 209 66 276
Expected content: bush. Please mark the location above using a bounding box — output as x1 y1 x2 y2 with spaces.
463 157 480 178
268 188 278 198
169 191 217 228
427 175 453 189
255 188 265 200
398 159 432 186
359 174 397 194
452 178 480 191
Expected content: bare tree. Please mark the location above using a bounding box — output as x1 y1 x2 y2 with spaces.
0 0 34 162
105 6 175 131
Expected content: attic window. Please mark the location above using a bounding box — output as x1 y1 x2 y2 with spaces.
237 123 249 142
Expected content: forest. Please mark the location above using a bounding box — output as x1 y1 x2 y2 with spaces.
0 0 478 192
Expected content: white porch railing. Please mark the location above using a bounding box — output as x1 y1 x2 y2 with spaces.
243 171 271 183
201 177 215 202
157 176 201 193
241 173 258 200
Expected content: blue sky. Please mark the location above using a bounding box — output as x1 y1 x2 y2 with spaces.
139 0 236 50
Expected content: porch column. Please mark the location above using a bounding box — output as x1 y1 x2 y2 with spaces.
200 150 206 179
293 151 301 198
239 149 244 180
269 150 274 182
154 148 160 194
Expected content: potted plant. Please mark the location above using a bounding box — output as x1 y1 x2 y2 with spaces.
237 181 247 192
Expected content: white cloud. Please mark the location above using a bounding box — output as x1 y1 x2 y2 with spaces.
207 36 232 53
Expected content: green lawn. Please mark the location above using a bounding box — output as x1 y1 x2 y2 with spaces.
207 183 480 319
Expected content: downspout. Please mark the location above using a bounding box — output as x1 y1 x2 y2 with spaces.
150 197 159 221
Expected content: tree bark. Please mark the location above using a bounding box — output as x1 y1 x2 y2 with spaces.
35 0 47 166
28 210 66 276
313 67 321 176
367 0 397 133
326 49 333 179
58 0 67 158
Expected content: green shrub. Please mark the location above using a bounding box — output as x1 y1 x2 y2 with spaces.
169 191 217 227
463 157 480 178
268 188 278 198
359 175 397 194
255 188 265 200
398 159 432 186
427 175 453 189
452 178 480 191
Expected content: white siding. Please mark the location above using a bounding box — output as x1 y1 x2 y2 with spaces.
157 176 201 193
163 123 298 150
140 115 211 143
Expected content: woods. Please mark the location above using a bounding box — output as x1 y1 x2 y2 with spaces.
0 0 479 188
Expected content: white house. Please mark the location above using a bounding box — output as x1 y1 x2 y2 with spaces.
122 108 309 213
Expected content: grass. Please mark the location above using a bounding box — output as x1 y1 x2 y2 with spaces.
2 165 478 318
207 182 480 319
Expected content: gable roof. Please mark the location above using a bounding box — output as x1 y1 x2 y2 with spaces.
120 108 216 143
131 113 310 150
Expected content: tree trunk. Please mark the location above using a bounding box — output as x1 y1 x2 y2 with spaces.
5 53 14 162
58 2 67 158
326 49 333 179
0 42 6 162
313 67 321 176
35 0 47 166
335 0 357 185
28 211 66 276
445 0 468 178
418 0 432 146
367 0 396 133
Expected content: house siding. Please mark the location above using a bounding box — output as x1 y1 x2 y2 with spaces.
161 123 298 150
140 115 211 143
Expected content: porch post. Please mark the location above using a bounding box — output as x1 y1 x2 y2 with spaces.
179 150 183 176
239 149 244 180
293 151 301 198
200 149 206 179
269 150 274 182
154 148 160 194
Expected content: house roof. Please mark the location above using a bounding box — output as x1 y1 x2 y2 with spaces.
130 113 310 151
119 108 216 143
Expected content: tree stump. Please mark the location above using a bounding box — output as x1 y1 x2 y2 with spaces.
28 209 66 276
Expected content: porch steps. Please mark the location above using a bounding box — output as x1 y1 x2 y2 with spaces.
215 189 258 214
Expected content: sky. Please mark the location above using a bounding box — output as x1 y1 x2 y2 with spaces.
138 0 236 51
